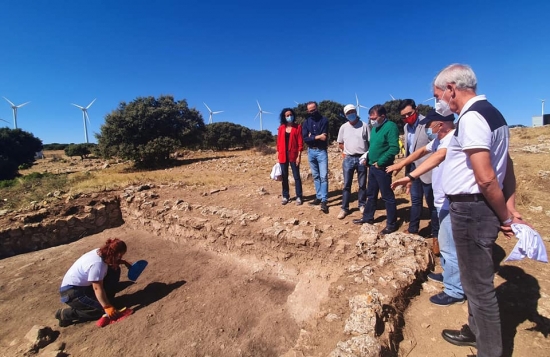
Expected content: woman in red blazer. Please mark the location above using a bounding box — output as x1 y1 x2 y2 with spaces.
276 108 304 205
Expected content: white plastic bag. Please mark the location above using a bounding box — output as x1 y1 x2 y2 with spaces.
270 163 282 181
504 223 548 263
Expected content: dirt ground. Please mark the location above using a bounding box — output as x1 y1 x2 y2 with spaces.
1 137 549 357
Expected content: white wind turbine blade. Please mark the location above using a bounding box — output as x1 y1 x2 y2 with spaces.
85 111 91 125
17 101 30 108
355 93 360 106
212 110 223 114
389 94 396 100
263 111 273 114
256 100 262 111
71 103 85 109
423 97 436 106
294 101 299 105
0 118 9 124
203 102 213 113
86 98 96 109
3 96 15 107
253 111 260 121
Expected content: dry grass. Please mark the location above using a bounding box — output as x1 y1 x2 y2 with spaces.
509 125 550 145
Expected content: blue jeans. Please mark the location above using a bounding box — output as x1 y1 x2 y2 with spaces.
280 160 303 199
361 165 396 230
409 171 439 236
308 148 328 202
450 200 502 357
59 266 121 322
341 156 367 212
437 208 464 299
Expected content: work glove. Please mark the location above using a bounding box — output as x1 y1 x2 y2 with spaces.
104 306 119 319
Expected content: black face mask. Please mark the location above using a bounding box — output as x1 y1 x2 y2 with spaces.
309 110 319 118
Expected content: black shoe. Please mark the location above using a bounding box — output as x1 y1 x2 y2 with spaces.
429 292 465 306
309 198 321 206
55 309 72 327
442 324 477 347
380 227 397 235
320 201 328 213
352 218 374 225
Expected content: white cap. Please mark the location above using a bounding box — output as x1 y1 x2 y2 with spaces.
344 104 356 114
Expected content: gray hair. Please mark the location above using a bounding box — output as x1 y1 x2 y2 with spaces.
433 63 477 92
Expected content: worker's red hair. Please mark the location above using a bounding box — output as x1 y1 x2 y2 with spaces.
98 238 127 268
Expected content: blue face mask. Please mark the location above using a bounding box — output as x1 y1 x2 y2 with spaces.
286 115 294 123
346 113 357 121
425 124 440 140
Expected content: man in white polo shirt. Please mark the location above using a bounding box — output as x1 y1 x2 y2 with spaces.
388 109 465 307
432 63 526 357
336 104 370 219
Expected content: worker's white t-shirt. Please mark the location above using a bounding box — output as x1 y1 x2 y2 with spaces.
61 249 108 287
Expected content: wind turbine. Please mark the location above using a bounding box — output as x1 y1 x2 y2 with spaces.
355 93 368 117
71 99 96 143
254 100 272 131
3 97 30 129
540 99 546 116
203 102 223 124
389 94 396 101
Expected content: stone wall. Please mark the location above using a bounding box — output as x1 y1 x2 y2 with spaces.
0 197 123 258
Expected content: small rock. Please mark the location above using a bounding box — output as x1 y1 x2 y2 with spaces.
24 325 57 350
421 323 430 328
325 313 340 322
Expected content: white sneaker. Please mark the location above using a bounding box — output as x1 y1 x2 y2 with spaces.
295 197 303 206
282 198 289 205
359 206 365 214
337 209 347 219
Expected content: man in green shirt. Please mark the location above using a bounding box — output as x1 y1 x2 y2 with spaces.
353 105 400 235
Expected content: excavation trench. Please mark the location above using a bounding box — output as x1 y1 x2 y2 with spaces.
0 187 431 357
119 184 432 356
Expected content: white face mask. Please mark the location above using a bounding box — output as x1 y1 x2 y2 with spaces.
435 90 453 117
370 119 382 127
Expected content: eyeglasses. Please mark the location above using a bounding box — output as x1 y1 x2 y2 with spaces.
400 110 415 119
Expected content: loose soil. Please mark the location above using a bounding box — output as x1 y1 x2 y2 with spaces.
1 137 549 357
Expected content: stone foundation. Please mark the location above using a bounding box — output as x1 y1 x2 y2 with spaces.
0 196 123 258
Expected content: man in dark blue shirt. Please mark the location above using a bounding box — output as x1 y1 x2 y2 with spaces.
302 101 329 213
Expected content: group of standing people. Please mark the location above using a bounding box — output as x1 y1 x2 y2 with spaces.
276 98 437 238
276 63 528 357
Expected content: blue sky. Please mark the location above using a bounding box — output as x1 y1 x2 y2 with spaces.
1 0 549 144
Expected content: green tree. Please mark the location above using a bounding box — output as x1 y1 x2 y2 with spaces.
251 129 274 147
64 143 92 160
96 95 205 167
43 143 68 150
0 128 43 180
203 122 252 150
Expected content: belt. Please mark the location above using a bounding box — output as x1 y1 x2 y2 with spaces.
346 154 363 157
309 147 326 151
448 194 485 202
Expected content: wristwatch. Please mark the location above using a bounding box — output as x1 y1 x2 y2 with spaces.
406 173 415 181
